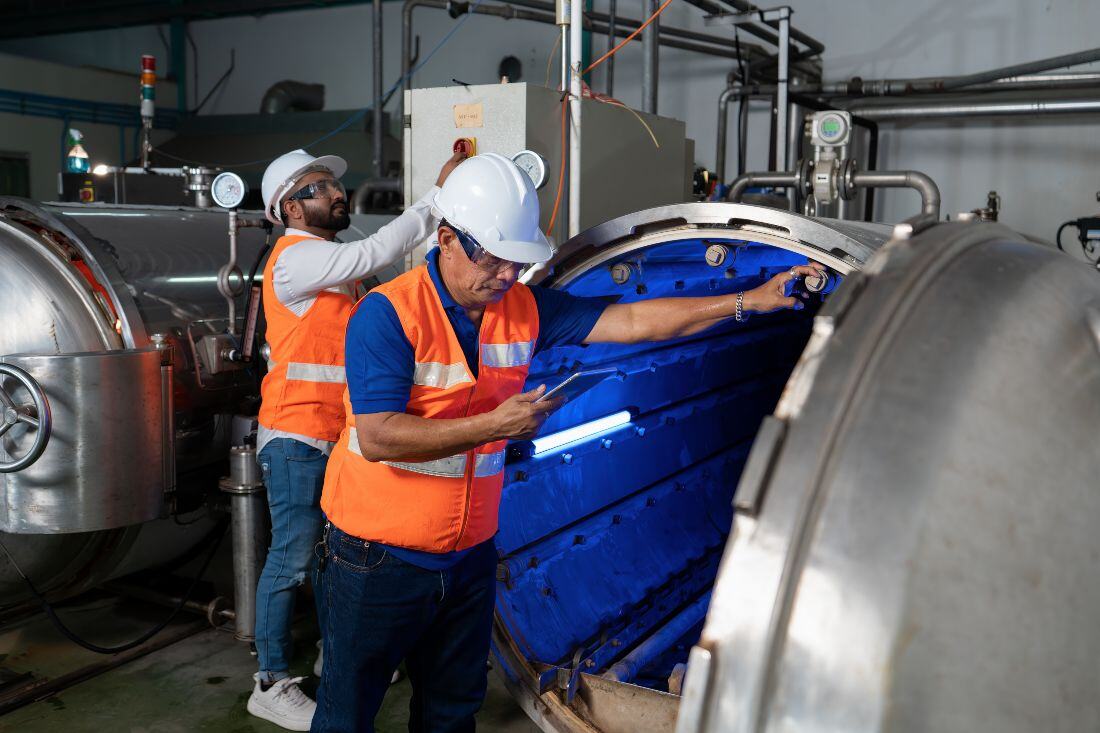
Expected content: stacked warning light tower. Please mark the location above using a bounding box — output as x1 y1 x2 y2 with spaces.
139 54 155 169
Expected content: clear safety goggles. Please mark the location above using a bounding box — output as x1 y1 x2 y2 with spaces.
287 177 346 202
442 220 521 274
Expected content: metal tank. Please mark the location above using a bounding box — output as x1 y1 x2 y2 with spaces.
490 203 892 733
676 220 1100 733
0 198 393 607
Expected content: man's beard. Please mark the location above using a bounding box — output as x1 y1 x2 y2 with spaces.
304 200 350 231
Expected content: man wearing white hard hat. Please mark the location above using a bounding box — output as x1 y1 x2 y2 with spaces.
246 148 464 731
311 152 820 731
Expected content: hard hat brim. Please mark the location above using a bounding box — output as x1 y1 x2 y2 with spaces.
480 230 555 265
308 155 348 180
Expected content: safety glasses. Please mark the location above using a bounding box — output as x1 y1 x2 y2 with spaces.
287 177 346 202
442 220 521 274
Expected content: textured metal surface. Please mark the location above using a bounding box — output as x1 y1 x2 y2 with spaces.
0 349 165 533
680 222 1100 732
494 203 890 732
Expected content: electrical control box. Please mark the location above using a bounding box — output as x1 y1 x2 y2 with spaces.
403 83 693 252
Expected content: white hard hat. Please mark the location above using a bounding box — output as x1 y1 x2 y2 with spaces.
433 153 553 264
261 148 348 224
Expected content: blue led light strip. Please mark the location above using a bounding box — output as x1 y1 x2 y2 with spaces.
531 410 632 455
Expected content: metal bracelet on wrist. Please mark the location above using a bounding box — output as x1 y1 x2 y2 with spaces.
735 291 745 322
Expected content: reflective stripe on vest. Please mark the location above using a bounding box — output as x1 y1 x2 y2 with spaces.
480 340 534 368
286 362 346 384
413 361 472 389
258 234 354 442
320 267 539 552
346 427 505 478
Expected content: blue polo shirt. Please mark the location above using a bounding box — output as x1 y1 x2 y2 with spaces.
344 248 609 569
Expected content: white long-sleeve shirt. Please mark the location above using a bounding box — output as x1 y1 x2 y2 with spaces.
257 186 440 456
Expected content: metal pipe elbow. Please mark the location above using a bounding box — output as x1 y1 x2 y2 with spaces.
259 81 325 115
351 178 402 214
851 170 940 219
727 171 799 202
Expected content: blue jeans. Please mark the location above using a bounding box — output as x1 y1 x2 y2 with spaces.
255 438 327 681
311 523 498 733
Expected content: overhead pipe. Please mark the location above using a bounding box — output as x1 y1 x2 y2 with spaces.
938 46 1100 92
847 97 1100 121
568 0 582 238
372 0 384 177
814 71 1100 97
605 0 616 97
716 0 825 55
401 0 775 106
642 0 659 113
682 0 823 58
505 0 773 58
556 0 568 92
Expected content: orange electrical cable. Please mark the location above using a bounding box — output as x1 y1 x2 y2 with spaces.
546 94 569 234
581 0 673 77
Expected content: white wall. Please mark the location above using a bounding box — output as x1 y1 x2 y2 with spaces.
2 0 1099 241
0 52 176 200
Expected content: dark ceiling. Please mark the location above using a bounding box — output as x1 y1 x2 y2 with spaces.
0 0 400 40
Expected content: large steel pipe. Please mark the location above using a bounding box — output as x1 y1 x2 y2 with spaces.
851 170 940 219
727 170 799 202
847 96 1100 120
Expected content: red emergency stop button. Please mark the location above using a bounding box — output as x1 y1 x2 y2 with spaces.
453 138 476 156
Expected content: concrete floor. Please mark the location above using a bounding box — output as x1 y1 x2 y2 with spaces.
0 595 538 733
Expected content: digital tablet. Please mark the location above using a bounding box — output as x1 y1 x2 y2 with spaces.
536 368 622 403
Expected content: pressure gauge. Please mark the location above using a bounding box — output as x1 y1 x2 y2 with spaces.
211 171 249 209
511 150 548 190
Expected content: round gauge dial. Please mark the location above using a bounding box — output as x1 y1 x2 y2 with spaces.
511 150 548 190
211 171 249 209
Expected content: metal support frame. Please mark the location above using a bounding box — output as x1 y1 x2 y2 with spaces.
568 0 583 238
605 0 616 97
373 0 385 177
169 17 187 115
707 7 792 174
642 0 659 114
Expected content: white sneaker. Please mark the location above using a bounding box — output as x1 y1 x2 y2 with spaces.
314 640 401 685
247 675 316 731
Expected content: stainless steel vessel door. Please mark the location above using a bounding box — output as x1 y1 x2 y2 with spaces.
0 349 166 533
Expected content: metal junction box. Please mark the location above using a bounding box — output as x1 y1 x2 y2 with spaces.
403 83 693 249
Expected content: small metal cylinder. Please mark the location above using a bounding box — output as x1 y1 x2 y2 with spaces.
220 445 267 642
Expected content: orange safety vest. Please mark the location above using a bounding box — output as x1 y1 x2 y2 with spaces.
321 265 539 552
258 235 355 442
